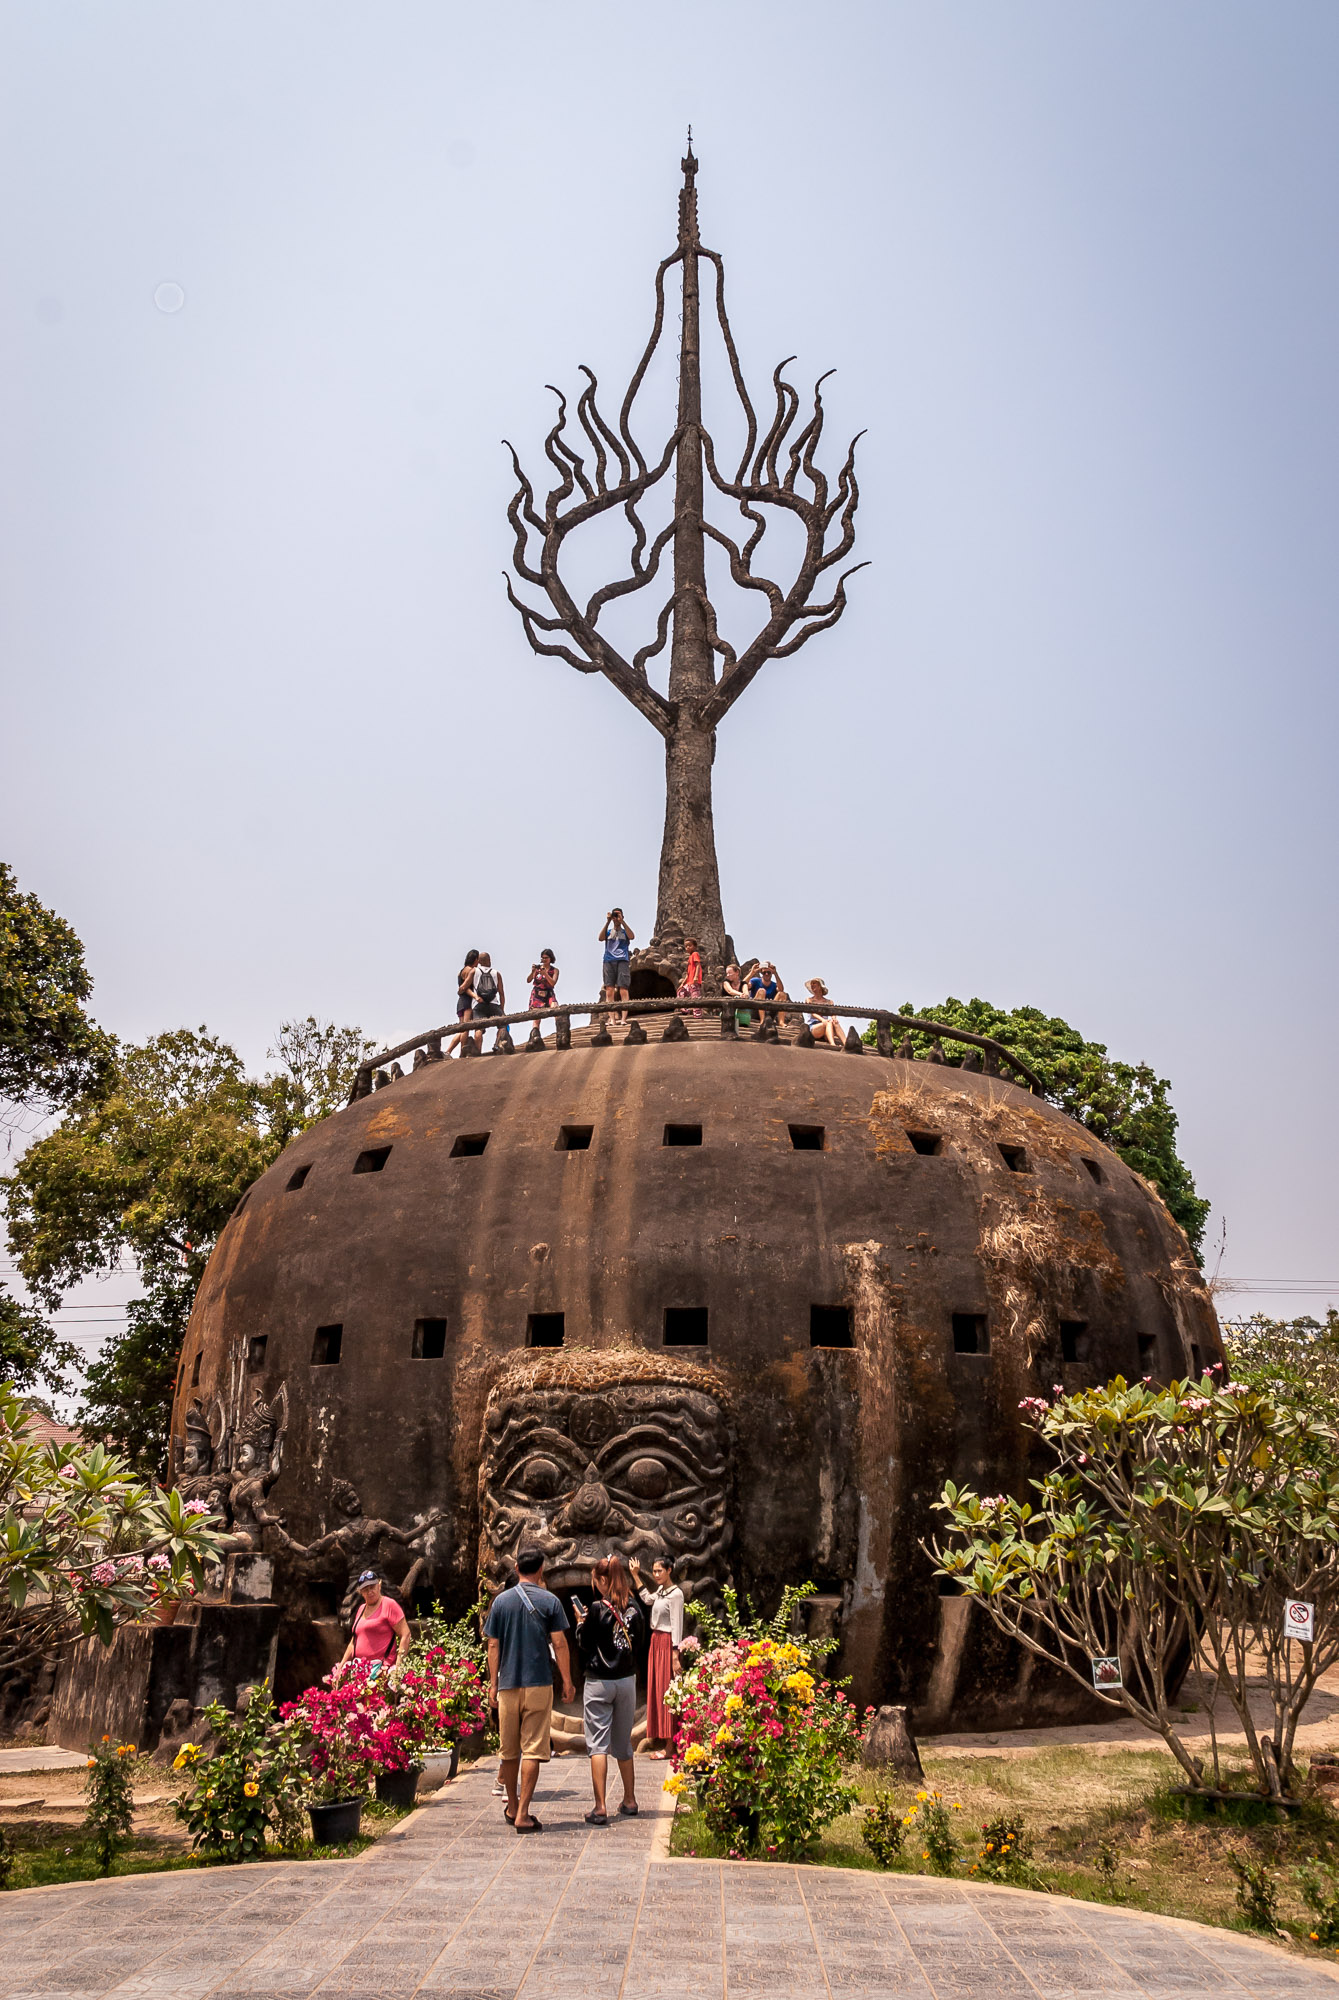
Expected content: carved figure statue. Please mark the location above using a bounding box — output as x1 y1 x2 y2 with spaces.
225 1385 289 1550
273 1477 445 1622
478 1356 733 1602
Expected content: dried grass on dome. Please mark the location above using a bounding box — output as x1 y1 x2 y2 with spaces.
491 1345 730 1402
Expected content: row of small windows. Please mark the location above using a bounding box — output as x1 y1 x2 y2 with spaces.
227 1309 1157 1371
285 1130 1107 1187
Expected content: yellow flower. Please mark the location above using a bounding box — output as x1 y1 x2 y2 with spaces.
662 1773 685 1794
783 1671 815 1696
922 1850 929 1860
915 1789 928 1802
683 1744 709 1768
986 1843 995 1853
244 1781 259 1797
1311 1932 1320 1942
86 1757 96 1768
724 1694 744 1714
952 1801 964 1811
714 1726 735 1747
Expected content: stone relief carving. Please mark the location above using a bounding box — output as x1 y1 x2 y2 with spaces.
272 1478 445 1622
479 1362 733 1600
173 1384 289 1555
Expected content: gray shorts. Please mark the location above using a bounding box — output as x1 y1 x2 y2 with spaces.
602 958 631 991
584 1675 636 1760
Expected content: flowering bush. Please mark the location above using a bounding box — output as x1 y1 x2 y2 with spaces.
383 1647 489 1765
972 1810 1034 1882
175 1684 305 1859
664 1587 862 1855
903 1788 964 1874
281 1662 388 1800
83 1735 137 1874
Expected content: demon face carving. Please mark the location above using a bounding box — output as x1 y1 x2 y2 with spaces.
479 1363 732 1597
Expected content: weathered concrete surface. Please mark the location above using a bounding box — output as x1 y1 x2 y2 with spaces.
0 1756 1332 2000
170 1025 1221 1728
48 1606 280 1755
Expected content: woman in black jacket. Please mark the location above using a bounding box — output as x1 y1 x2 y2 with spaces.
573 1555 641 1825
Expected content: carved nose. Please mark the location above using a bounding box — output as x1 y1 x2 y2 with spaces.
564 1469 610 1531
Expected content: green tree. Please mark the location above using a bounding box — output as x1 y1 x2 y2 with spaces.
867 997 1209 1256
0 862 112 1114
0 1283 80 1402
78 1260 195 1479
4 1018 372 1462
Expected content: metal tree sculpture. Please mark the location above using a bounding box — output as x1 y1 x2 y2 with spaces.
505 142 865 983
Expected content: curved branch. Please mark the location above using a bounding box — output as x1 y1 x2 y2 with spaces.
699 249 758 482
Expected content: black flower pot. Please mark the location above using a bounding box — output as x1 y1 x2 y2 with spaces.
375 1766 421 1811
308 1797 363 1845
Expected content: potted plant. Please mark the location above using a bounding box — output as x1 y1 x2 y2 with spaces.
374 1646 489 1807
280 1667 380 1844
146 1553 198 1623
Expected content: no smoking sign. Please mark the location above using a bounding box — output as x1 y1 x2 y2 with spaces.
1285 1599 1315 1642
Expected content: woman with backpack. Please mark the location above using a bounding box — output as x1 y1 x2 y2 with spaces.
572 1555 641 1824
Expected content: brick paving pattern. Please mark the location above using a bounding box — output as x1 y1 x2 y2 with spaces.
2 1754 1337 1998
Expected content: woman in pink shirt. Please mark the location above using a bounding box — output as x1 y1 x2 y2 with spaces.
339 1570 409 1678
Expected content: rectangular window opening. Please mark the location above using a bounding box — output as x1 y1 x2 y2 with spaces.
952 1313 989 1356
1137 1332 1158 1375
353 1146 392 1174
810 1305 854 1350
527 1312 565 1349
311 1323 343 1366
1060 1320 1088 1365
556 1125 593 1152
286 1163 312 1191
664 1306 709 1348
788 1124 825 1152
190 1350 202 1386
451 1132 490 1158
998 1144 1029 1173
1082 1157 1103 1185
1191 1342 1204 1376
664 1123 703 1147
246 1335 268 1373
907 1130 942 1157
413 1317 448 1359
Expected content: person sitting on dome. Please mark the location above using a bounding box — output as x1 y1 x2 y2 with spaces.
804 976 844 1049
527 950 559 1010
722 962 751 1029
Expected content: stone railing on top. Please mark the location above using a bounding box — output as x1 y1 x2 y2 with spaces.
348 999 1048 1103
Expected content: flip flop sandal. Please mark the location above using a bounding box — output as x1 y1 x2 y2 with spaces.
618 1802 639 1816
503 1807 516 1823
514 1816 544 1833
584 1809 609 1825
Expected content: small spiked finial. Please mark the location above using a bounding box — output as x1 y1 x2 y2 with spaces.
679 132 699 246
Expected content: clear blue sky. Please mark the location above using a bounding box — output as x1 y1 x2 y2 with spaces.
3 2 1336 1333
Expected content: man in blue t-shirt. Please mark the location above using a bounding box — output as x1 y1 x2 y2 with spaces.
598 907 635 1025
483 1548 574 1832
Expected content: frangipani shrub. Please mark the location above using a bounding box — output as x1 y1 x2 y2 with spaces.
930 1368 1339 1800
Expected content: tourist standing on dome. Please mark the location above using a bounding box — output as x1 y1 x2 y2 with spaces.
467 951 506 1051
484 1549 573 1834
599 908 635 1023
631 1554 684 1758
676 937 703 1016
527 950 559 1009
444 949 480 1057
573 1555 641 1823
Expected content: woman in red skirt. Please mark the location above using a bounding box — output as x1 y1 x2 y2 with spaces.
630 1555 685 1758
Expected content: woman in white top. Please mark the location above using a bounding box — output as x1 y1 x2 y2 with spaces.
630 1554 685 1757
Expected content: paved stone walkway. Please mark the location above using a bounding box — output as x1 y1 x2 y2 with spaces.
2 1755 1337 1999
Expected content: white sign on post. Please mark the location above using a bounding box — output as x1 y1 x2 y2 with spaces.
1285 1600 1315 1643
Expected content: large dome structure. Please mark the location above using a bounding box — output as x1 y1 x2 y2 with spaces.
170 1010 1220 1728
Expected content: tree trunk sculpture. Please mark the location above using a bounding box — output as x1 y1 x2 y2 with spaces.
504 141 866 986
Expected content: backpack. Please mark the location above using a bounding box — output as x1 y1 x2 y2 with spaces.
475 966 498 1000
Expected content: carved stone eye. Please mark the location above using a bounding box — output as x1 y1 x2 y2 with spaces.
520 1455 564 1497
625 1456 670 1500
